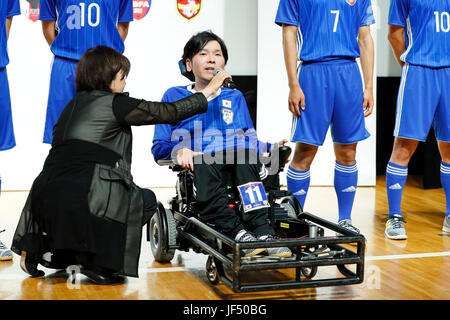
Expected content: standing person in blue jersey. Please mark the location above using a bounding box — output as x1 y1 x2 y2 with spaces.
384 0 450 240
39 0 134 144
0 0 19 152
0 0 20 262
275 0 375 235
152 31 292 258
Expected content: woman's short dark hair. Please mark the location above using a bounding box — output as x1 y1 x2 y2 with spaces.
181 30 228 80
75 45 131 92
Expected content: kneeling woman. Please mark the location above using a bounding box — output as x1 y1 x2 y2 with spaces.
11 46 230 284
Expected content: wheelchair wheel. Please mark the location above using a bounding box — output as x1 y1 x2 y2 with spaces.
280 196 303 217
149 203 177 262
301 266 318 279
205 256 220 285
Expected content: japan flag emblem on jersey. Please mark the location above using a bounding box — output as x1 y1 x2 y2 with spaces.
346 0 357 5
222 100 232 108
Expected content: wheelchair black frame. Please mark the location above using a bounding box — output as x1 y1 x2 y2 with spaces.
158 206 365 293
153 155 365 293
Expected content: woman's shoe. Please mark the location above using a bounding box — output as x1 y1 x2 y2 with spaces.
20 251 45 277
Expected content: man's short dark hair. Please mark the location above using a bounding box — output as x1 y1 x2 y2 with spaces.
75 46 131 92
181 30 229 80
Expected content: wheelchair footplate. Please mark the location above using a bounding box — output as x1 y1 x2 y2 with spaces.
178 211 365 293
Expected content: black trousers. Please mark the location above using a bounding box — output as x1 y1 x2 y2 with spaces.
142 188 157 226
193 149 274 238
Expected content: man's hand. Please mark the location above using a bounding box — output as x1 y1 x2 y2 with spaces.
288 84 306 117
175 148 203 171
363 88 374 117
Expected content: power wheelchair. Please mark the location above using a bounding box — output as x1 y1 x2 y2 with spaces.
148 146 366 293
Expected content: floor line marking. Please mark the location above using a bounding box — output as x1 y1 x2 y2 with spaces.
1 252 450 280
365 251 450 261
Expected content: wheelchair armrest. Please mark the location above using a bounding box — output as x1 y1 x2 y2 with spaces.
157 160 175 166
157 160 186 172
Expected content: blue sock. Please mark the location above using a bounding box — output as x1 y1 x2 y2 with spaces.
440 162 450 217
287 166 310 209
386 161 408 218
334 161 358 222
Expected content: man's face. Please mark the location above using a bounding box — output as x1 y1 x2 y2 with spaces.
186 40 226 84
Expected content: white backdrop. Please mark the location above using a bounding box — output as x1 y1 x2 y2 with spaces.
257 0 380 187
1 0 390 191
1 0 258 190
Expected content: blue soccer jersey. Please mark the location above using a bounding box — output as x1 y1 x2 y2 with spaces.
39 0 133 61
152 85 271 162
389 0 450 68
275 0 375 62
0 0 20 68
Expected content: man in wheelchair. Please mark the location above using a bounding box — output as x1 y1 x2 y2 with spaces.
152 30 292 258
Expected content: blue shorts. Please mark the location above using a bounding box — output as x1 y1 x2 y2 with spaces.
0 68 16 151
43 56 78 144
290 59 370 146
394 64 450 142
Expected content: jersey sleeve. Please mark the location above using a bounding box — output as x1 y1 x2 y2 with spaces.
152 124 176 162
151 91 177 162
360 0 376 26
388 0 409 27
118 0 134 22
7 0 21 18
38 0 57 21
275 0 300 27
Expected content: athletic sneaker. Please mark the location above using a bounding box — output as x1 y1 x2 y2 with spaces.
337 219 360 235
235 230 266 257
258 235 292 257
0 229 13 261
442 216 450 233
385 215 407 240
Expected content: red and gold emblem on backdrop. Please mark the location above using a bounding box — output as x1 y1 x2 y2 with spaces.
345 0 357 5
133 0 151 20
177 0 202 20
23 0 40 22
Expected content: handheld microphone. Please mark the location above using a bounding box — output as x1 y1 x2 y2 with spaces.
213 67 236 89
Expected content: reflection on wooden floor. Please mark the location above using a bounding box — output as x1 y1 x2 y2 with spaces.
1 175 449 300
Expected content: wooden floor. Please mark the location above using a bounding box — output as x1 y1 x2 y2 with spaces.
0 175 449 300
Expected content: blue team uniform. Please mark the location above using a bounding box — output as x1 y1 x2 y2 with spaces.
0 0 20 151
152 85 271 162
39 0 133 144
389 0 450 141
275 0 375 145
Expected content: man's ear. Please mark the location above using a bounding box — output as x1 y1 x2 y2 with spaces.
186 58 192 72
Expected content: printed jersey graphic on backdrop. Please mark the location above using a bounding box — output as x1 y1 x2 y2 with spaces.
177 0 201 20
22 0 40 22
133 0 151 20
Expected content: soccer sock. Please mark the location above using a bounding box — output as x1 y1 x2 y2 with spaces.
287 166 310 209
440 162 450 217
386 161 408 218
334 161 358 222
